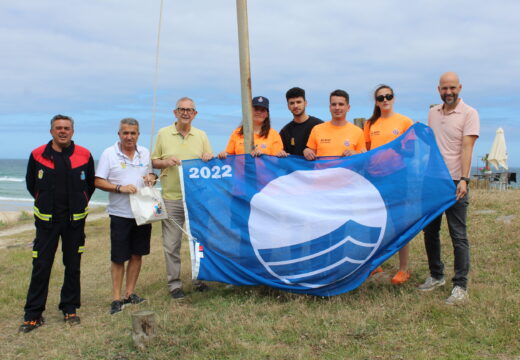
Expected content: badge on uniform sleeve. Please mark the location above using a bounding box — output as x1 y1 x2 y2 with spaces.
38 169 44 179
80 171 85 180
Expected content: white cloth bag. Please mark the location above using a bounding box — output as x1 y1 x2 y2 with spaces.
130 186 168 225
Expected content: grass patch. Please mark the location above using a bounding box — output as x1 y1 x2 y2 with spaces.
0 190 519 359
18 211 33 221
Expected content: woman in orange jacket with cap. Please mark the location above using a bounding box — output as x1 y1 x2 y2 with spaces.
219 96 285 159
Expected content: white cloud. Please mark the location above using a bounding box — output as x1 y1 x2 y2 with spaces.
0 0 519 164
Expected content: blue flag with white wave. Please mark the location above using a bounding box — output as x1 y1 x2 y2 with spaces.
180 123 455 296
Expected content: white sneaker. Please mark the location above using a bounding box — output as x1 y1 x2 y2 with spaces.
445 286 468 305
418 276 446 291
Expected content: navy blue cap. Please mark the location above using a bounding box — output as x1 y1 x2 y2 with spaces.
252 96 269 110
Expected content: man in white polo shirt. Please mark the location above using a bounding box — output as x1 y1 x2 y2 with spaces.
419 72 479 305
95 118 158 314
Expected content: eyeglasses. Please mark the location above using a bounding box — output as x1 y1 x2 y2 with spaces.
376 94 394 102
176 107 196 114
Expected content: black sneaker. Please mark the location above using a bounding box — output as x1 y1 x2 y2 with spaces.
123 293 146 305
170 288 185 299
63 313 81 325
194 282 210 292
19 317 44 333
110 300 124 315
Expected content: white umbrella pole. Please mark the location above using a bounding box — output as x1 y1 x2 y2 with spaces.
236 0 254 153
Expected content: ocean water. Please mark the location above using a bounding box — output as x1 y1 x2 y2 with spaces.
0 159 517 212
0 158 108 211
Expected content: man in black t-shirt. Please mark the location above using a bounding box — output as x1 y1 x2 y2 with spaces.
279 87 323 156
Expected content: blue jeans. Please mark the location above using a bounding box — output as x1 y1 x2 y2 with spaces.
423 184 470 289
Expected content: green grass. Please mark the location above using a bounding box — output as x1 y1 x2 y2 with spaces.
18 211 33 221
0 190 519 359
0 212 33 229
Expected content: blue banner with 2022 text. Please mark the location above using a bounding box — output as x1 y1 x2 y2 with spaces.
180 123 455 296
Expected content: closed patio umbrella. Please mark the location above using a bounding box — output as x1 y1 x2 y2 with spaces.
488 127 508 170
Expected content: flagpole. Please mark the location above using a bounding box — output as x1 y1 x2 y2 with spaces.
236 0 254 153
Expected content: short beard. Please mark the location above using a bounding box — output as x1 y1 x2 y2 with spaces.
442 93 458 105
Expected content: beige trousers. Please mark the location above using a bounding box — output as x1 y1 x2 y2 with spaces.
161 199 185 292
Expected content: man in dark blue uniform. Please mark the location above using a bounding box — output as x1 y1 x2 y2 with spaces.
20 114 95 333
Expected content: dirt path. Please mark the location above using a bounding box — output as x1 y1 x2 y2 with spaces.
0 212 108 249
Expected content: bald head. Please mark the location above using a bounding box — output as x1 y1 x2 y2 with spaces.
438 72 462 107
439 72 460 85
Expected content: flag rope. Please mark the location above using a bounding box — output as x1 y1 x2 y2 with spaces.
148 0 164 174
167 214 196 241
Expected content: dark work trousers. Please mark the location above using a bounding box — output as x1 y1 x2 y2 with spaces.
423 185 470 289
24 220 85 321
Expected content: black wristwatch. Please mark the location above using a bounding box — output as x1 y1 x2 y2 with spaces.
460 177 470 184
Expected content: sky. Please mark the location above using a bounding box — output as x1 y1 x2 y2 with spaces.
1 0 519 168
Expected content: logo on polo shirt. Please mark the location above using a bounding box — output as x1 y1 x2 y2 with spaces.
344 140 351 147
392 128 399 136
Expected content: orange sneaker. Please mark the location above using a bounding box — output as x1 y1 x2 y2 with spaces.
370 266 383 276
391 270 411 285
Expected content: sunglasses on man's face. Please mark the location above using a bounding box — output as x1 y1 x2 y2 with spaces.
376 94 394 102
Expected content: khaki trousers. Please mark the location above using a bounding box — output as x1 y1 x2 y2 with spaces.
162 199 185 292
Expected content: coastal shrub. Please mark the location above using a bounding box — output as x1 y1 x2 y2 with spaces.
18 211 32 221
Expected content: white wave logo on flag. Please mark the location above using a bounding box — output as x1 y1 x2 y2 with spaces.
248 168 387 288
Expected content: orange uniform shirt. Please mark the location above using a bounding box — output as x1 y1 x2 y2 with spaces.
225 128 283 155
363 113 413 149
306 121 366 156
